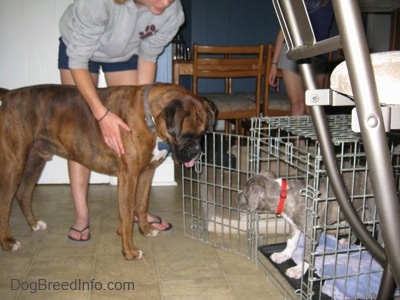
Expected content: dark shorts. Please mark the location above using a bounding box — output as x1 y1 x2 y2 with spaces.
278 43 328 75
58 38 138 74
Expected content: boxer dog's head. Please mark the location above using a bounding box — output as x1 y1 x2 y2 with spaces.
157 94 216 167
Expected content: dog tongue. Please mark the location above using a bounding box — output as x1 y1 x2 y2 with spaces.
184 159 195 168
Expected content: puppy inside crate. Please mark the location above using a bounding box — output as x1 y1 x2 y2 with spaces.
197 134 287 238
237 169 383 280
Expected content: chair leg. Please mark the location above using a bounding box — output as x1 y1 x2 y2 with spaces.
235 119 241 135
224 121 229 134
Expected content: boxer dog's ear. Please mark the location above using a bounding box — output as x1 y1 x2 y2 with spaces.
157 99 188 140
203 98 217 132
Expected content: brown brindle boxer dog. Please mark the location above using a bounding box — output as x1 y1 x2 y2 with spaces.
0 83 215 260
0 88 8 102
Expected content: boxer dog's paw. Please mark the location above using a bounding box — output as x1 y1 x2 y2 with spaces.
123 249 144 260
285 262 309 279
139 224 160 237
145 228 159 237
270 251 291 264
11 241 22 251
31 220 47 231
1 238 22 251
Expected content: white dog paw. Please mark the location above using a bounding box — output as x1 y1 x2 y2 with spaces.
285 265 304 279
270 252 291 264
31 220 47 231
338 238 349 247
285 262 309 279
146 229 159 237
11 241 22 251
136 250 144 260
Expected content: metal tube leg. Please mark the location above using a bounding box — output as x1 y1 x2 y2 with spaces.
377 261 397 300
333 0 400 287
299 62 386 265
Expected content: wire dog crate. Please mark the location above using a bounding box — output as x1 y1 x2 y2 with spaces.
182 131 290 261
252 115 400 299
182 115 400 298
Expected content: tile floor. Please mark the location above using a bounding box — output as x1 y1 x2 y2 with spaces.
0 166 293 300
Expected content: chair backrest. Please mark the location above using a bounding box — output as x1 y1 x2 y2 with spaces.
192 43 264 120
263 43 290 116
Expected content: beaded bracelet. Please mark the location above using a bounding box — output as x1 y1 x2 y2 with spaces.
97 108 110 122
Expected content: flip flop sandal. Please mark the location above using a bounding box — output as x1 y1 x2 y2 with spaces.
68 225 91 242
133 215 173 234
148 215 173 234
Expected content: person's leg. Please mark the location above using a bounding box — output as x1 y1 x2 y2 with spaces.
282 70 309 116
61 69 99 241
103 70 172 232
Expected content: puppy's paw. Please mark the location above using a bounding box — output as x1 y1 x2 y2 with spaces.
31 220 47 231
285 262 309 279
338 238 349 247
270 251 291 264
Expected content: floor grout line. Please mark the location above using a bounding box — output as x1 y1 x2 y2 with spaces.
212 247 238 300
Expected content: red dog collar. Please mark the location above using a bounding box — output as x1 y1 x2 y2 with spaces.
275 179 288 215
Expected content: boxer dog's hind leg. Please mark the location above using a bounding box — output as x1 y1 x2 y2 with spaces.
15 146 49 231
0 158 27 251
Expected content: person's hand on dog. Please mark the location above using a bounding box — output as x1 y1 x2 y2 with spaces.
69 69 131 156
98 111 131 156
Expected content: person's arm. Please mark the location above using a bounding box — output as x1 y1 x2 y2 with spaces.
71 69 131 156
268 30 285 88
71 69 107 119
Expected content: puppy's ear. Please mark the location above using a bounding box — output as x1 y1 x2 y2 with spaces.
247 185 266 212
236 191 246 208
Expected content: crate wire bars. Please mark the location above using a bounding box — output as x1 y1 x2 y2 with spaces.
273 0 400 297
183 115 399 299
182 132 290 261
183 0 400 297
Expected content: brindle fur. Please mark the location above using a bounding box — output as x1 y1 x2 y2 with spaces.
0 83 215 260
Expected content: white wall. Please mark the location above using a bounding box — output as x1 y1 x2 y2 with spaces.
0 0 175 185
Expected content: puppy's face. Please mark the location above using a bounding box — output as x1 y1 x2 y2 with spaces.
237 172 280 212
157 96 216 167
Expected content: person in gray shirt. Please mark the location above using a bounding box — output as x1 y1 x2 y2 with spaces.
58 0 184 241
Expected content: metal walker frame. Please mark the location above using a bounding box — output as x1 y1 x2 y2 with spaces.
272 0 400 298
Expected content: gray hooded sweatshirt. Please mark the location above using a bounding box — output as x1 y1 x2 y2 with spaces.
59 0 185 69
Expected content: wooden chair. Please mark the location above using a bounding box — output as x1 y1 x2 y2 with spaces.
262 43 343 116
192 43 264 134
234 43 290 118
262 43 291 116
